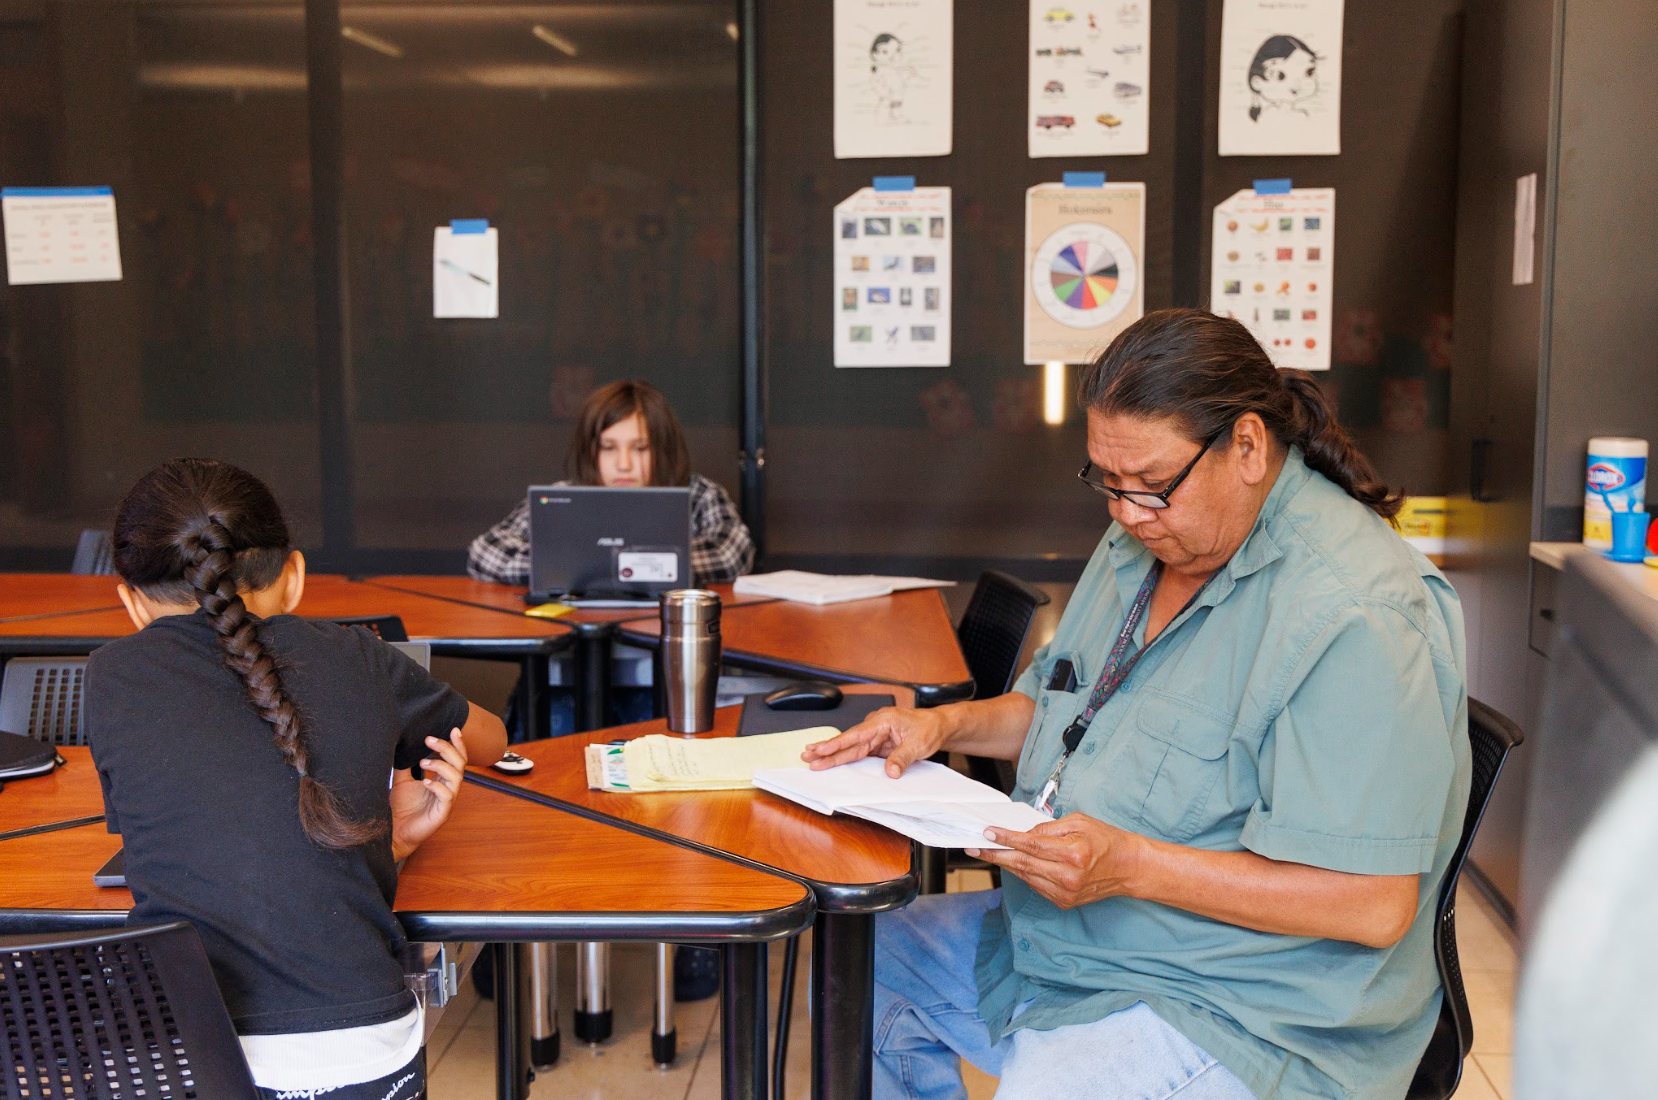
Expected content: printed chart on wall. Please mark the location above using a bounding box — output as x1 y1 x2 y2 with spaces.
1023 182 1144 365
2 186 123 285
834 0 953 159
834 185 951 367
1217 0 1343 156
1210 187 1334 371
1028 0 1150 158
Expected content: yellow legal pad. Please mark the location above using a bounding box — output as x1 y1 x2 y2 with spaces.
584 726 839 793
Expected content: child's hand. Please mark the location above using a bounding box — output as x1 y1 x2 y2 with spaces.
391 729 469 863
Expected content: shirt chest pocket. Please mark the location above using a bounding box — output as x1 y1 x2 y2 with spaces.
1084 692 1235 843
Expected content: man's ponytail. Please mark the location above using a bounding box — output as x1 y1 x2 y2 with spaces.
1278 371 1404 519
114 459 384 850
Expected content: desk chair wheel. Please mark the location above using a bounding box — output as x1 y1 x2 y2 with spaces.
674 944 721 1001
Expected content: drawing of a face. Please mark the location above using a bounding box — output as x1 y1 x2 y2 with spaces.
1246 35 1320 118
871 35 902 66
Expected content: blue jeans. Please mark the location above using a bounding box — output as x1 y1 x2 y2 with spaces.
874 890 1257 1100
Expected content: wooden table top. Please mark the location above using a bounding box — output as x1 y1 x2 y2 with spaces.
0 575 571 652
0 749 812 942
364 576 776 626
0 574 123 622
471 686 917 913
619 588 973 698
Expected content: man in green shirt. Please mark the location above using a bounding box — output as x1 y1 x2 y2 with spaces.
806 310 1470 1100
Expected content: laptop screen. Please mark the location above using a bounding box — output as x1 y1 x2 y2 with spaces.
527 485 693 600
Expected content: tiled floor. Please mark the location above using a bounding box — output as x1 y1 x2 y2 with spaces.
426 875 1520 1100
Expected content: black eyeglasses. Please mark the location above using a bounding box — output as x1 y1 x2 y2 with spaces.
1076 430 1224 511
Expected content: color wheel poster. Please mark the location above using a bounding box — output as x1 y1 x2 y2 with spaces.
834 0 953 159
1210 187 1334 371
1023 182 1144 365
1218 0 1343 156
1028 0 1150 158
834 185 951 367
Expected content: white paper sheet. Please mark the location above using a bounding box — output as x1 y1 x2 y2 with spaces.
835 0 953 159
1209 186 1335 371
733 570 955 605
1217 0 1343 156
1513 173 1537 286
1027 0 1151 158
432 224 499 319
1024 181 1146 365
2 187 122 285
834 185 951 367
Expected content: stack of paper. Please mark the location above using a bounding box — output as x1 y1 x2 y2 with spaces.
584 726 837 793
733 570 955 606
753 758 1053 849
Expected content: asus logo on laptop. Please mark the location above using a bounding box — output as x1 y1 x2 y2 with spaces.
597 537 625 547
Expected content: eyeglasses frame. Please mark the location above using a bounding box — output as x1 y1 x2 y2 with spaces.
1076 429 1227 511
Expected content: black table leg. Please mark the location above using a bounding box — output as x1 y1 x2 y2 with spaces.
572 623 615 732
493 941 531 1100
722 942 770 1100
811 912 874 1100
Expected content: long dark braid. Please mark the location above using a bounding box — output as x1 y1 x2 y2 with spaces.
113 458 383 849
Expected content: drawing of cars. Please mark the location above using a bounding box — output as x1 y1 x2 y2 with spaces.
1096 113 1122 128
1112 43 1142 56
1086 67 1111 79
1056 46 1083 56
1113 81 1142 97
1044 7 1075 21
1037 115 1077 129
1044 79 1065 95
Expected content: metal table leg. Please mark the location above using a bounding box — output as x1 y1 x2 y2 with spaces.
574 942 612 1043
810 912 874 1100
529 942 560 1070
493 942 531 1100
722 942 769 1100
653 943 677 1066
571 623 615 733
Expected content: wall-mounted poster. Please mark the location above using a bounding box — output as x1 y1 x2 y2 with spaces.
1217 0 1343 157
1028 0 1151 158
1209 186 1335 370
834 0 953 159
433 220 499 319
834 184 952 367
1023 181 1145 365
2 186 123 285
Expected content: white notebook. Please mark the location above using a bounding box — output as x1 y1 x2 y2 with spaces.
752 758 1052 849
733 570 955 606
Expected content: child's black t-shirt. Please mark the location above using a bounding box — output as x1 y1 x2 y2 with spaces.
86 610 471 1036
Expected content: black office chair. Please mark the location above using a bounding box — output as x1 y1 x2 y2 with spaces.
0 656 89 746
956 571 1050 793
1405 698 1524 1100
70 529 115 576
0 921 259 1100
321 615 410 641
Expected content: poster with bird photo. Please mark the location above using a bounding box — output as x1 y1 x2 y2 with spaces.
1217 0 1343 156
1023 181 1145 365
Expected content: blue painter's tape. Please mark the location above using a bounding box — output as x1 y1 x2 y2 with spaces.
872 176 915 192
1063 171 1106 188
1252 178 1293 195
450 219 489 235
2 186 114 198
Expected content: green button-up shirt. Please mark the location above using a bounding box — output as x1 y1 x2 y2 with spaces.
976 448 1470 1100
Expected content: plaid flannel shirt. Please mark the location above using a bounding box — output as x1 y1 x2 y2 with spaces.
466 473 755 588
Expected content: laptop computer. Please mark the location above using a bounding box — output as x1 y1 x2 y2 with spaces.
527 485 692 605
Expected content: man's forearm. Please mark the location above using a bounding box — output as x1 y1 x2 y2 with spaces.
939 692 1036 761
1125 834 1418 948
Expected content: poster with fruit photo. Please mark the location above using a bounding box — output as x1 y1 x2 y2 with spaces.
1028 1 1151 157
1209 186 1335 370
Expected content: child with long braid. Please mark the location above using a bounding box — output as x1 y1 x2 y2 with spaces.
88 459 507 1100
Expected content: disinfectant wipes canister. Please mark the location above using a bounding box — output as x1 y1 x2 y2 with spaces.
1585 437 1648 549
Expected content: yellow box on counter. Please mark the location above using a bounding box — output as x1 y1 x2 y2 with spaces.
1397 496 1448 541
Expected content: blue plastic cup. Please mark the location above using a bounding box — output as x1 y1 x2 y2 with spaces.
1608 510 1651 562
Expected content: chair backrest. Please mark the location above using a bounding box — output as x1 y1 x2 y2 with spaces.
0 657 90 746
319 615 410 642
71 529 115 576
956 572 1050 792
0 921 258 1100
955 571 1051 700
1406 697 1524 1100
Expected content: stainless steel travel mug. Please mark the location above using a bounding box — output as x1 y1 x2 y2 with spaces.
660 588 721 734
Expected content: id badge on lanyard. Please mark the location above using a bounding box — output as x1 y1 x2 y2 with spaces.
1030 563 1163 817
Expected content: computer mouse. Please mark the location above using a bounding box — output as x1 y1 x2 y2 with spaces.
764 682 844 711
